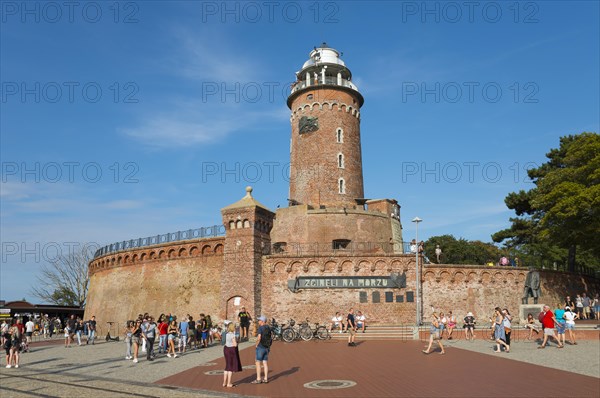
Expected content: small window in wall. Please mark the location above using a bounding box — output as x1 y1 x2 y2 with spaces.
385 292 394 303
307 94 313 100
336 128 343 143
338 153 344 168
372 291 381 303
332 239 351 250
338 178 345 194
229 221 235 230
396 295 404 303
359 291 367 303
243 220 250 228
273 242 287 253
406 291 414 302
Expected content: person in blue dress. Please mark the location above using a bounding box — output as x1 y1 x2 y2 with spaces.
491 307 510 353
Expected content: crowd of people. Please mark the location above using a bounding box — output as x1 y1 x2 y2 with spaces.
122 313 224 363
328 310 367 333
2 291 598 374
116 310 276 387
422 291 599 355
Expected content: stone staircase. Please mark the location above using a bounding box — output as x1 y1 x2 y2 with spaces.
327 323 600 341
328 325 417 341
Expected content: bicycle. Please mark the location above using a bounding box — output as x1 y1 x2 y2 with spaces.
270 318 284 341
281 319 303 343
299 319 330 341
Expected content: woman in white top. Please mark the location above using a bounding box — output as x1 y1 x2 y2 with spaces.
563 306 578 345
439 312 447 339
575 294 584 319
223 323 242 388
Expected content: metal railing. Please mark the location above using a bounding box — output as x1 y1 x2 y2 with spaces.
290 76 359 94
268 241 413 256
93 225 226 258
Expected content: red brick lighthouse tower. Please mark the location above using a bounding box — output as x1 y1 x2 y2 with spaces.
271 44 403 250
287 43 365 208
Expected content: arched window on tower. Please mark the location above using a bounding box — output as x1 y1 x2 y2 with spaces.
336 128 343 143
338 153 344 168
338 178 346 194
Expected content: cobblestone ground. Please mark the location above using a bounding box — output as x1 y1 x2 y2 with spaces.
1 336 598 397
0 339 254 398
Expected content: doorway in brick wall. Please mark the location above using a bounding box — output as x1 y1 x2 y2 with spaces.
225 296 249 322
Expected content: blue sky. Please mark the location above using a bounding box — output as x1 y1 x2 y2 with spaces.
1 1 598 302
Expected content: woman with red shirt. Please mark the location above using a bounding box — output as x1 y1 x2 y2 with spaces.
157 315 168 354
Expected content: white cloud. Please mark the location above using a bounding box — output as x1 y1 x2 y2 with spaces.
120 117 237 148
171 28 260 82
0 181 33 200
119 30 290 149
120 102 289 149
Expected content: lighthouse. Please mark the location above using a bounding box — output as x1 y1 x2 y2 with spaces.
271 44 403 251
287 43 365 208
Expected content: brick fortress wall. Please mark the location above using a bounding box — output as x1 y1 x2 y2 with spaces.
85 246 599 328
422 265 600 323
84 237 225 325
260 254 417 325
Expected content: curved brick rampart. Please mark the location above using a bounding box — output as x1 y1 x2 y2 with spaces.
85 244 599 328
84 237 225 326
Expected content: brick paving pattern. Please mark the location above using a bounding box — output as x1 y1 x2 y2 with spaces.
158 339 600 397
1 337 598 397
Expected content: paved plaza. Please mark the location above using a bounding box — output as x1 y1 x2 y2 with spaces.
1 336 599 397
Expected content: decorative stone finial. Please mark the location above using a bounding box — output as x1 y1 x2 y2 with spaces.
245 186 253 197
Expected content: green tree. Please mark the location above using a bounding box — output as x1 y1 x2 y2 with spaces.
493 132 600 272
424 235 501 265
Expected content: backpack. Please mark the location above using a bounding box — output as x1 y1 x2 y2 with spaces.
260 325 272 348
538 311 545 323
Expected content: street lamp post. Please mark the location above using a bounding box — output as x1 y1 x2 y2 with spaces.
412 217 422 326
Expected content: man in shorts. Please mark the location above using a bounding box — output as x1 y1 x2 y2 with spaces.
347 308 357 347
582 293 591 320
253 316 271 384
356 311 366 333
24 318 35 350
238 307 252 342
538 305 564 349
329 312 345 333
